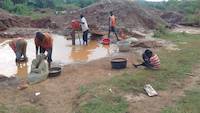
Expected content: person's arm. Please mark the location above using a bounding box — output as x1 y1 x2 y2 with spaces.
35 38 39 55
143 53 150 63
36 45 39 55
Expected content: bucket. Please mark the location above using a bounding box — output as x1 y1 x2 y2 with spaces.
102 38 110 45
49 67 62 77
117 40 130 52
71 20 80 31
111 58 127 69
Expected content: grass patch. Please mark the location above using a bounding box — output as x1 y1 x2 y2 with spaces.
16 105 43 113
0 104 9 113
30 12 49 20
76 32 200 113
77 94 128 113
162 88 200 113
111 32 200 92
0 104 43 113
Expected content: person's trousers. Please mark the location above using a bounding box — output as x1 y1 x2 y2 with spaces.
108 26 119 40
16 40 27 60
83 30 89 45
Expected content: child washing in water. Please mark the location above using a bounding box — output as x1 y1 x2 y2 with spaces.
133 49 160 69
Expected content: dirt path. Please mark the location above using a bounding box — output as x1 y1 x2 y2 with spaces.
172 25 200 34
0 52 137 113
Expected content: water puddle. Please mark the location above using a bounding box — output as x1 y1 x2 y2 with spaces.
0 35 117 78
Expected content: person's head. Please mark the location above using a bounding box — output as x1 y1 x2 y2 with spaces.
110 11 113 16
80 14 84 19
36 32 45 41
144 49 153 58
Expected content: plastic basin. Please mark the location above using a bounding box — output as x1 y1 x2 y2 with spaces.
111 58 127 69
49 67 61 77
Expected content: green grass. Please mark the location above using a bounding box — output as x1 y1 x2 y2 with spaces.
162 88 200 113
77 94 128 113
29 12 49 20
0 105 43 113
75 32 200 113
111 32 200 92
16 105 43 113
0 104 9 113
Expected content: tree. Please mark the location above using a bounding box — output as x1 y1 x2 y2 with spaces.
12 0 26 4
2 0 14 12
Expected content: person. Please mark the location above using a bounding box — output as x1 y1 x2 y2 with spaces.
28 54 49 85
133 49 160 69
80 14 89 45
108 11 119 41
9 37 27 63
34 32 53 68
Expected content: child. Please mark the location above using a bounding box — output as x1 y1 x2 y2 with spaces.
133 49 160 69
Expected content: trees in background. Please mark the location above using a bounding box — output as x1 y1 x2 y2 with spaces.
0 0 97 15
137 0 200 25
2 0 14 12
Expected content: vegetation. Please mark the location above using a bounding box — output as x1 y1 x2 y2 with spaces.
75 32 200 113
0 104 43 113
0 0 97 17
162 88 200 113
137 0 200 24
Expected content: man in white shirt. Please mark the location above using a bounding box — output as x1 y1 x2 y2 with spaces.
80 14 89 45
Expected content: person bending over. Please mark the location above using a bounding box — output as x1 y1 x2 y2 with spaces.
133 49 160 69
35 32 53 68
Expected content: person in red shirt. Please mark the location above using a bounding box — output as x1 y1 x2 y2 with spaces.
9 38 27 63
34 32 53 68
108 11 119 41
133 49 160 69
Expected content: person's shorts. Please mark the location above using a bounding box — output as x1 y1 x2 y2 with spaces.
110 26 116 32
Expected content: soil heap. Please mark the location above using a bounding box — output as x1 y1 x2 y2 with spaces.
63 0 167 31
0 9 58 32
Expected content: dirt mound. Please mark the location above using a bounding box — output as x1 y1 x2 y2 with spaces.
0 10 30 31
161 11 184 25
0 9 58 32
64 0 167 31
31 17 58 29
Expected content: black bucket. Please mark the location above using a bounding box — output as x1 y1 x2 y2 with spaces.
49 67 61 77
111 58 127 69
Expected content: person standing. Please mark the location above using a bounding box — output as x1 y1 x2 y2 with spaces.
80 14 89 45
9 37 27 63
108 11 119 41
34 32 53 68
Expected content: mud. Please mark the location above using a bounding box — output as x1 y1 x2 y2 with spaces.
0 35 116 78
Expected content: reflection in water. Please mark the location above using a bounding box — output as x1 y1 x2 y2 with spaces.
16 63 28 80
0 35 114 78
70 41 98 61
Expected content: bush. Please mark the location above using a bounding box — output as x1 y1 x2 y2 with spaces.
14 4 31 15
2 0 14 12
154 25 168 38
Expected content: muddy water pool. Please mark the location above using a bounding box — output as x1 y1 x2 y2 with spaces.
0 35 118 78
